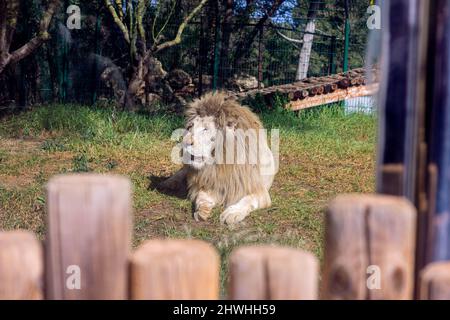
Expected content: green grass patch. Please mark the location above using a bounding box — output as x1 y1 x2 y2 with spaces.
0 103 376 296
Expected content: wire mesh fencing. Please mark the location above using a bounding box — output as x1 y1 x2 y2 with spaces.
1 0 371 111
155 21 349 93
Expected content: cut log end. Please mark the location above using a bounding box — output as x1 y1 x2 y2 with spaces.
0 231 43 300
323 194 416 300
420 262 450 300
130 239 220 300
229 245 318 300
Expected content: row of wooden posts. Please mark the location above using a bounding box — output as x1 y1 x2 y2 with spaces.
233 68 376 102
0 174 449 300
230 68 379 112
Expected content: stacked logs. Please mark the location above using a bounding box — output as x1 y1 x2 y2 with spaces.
230 67 378 103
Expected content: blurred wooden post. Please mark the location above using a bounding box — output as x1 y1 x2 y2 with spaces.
379 164 404 197
45 174 131 299
420 262 450 300
130 239 219 299
229 246 318 300
424 0 450 266
0 231 43 299
376 1 430 297
323 195 416 300
376 0 428 203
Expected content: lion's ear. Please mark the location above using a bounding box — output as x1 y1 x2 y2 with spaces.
226 120 237 129
225 125 235 134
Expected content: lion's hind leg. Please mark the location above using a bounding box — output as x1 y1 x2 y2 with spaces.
194 191 217 222
220 191 271 225
158 167 188 191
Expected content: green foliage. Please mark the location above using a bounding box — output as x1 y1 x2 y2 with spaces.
242 93 267 113
1 104 183 143
272 92 291 113
0 148 7 162
41 139 66 152
72 153 91 172
1 0 371 111
1 102 376 152
105 159 118 170
0 102 376 294
244 91 290 113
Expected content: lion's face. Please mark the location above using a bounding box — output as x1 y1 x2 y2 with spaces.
183 116 218 170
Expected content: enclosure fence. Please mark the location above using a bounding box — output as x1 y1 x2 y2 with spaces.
40 23 347 104
0 174 448 300
19 1 366 106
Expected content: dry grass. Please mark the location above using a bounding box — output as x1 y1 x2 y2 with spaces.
0 103 376 293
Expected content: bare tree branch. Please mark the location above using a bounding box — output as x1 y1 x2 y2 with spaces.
115 0 123 19
152 0 176 44
0 0 60 74
105 0 130 43
128 1 138 58
276 30 303 45
233 0 286 65
0 0 20 55
136 0 148 42
154 0 208 53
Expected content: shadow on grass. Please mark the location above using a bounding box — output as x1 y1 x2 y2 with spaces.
148 174 188 200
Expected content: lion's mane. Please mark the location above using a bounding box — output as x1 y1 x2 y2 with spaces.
184 92 269 207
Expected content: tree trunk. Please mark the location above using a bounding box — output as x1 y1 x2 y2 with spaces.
296 0 321 80
105 0 207 110
125 51 171 111
296 20 316 80
125 53 150 111
0 0 60 75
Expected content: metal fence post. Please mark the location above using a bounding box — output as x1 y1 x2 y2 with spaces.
343 0 350 72
258 25 264 89
198 14 205 96
92 14 101 104
212 6 221 91
328 36 337 75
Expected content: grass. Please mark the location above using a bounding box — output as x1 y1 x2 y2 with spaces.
0 103 377 295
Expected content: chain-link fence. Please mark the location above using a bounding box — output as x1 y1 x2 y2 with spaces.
1 0 370 108
160 21 342 92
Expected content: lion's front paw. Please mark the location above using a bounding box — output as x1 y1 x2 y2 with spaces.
220 206 248 225
193 208 211 222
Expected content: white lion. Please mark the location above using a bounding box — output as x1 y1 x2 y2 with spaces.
160 92 276 225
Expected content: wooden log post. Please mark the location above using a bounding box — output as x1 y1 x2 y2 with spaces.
45 174 132 300
419 262 450 300
294 89 309 100
307 87 320 97
323 195 417 300
337 78 350 89
315 86 325 95
289 84 379 111
323 83 338 94
129 239 219 299
229 246 318 300
287 91 296 101
379 164 405 196
0 231 43 300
